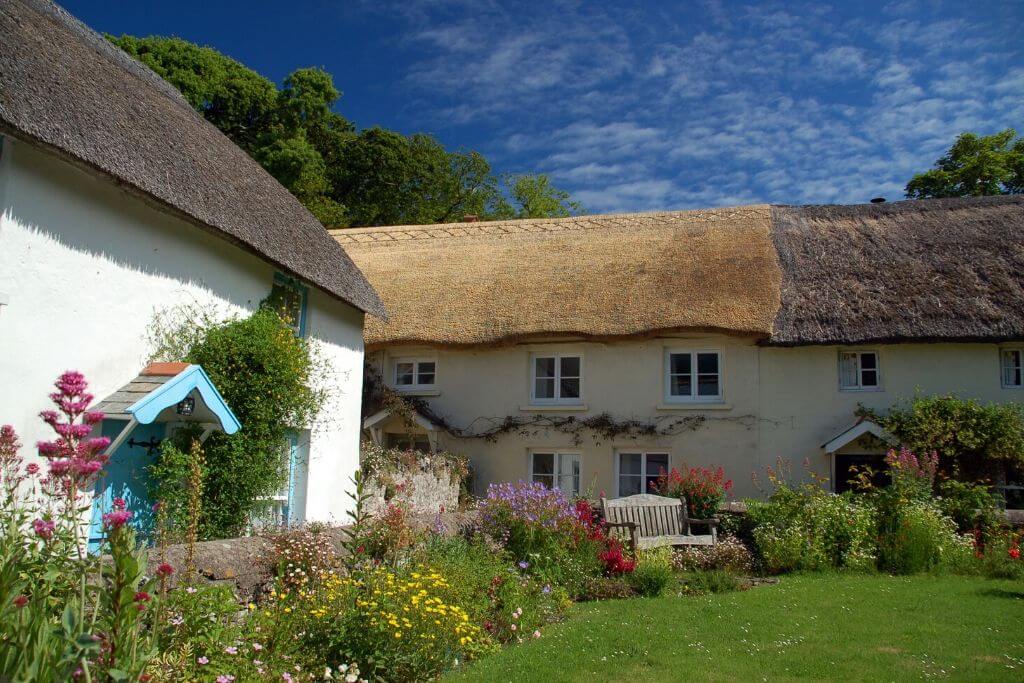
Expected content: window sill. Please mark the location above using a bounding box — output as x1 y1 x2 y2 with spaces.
839 387 884 393
394 388 440 396
656 402 731 411
519 404 588 412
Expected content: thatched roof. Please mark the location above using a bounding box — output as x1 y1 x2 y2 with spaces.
333 206 782 347
0 0 384 317
770 195 1024 345
336 196 1024 348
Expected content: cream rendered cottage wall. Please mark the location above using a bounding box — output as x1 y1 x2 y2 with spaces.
0 137 365 522
369 336 1023 499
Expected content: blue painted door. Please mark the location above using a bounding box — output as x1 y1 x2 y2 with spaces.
88 421 165 552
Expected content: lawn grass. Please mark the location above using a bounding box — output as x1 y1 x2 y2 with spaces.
447 574 1024 682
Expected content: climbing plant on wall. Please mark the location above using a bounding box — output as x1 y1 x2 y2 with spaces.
148 305 325 539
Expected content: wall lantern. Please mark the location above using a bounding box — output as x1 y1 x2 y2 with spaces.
176 396 195 416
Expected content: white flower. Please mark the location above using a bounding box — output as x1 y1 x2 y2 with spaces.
345 675 358 683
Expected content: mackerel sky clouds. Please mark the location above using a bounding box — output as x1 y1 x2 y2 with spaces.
66 0 1022 213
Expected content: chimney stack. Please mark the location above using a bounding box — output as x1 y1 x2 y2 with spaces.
462 214 479 223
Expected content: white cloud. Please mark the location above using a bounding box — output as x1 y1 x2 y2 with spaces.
371 0 1021 212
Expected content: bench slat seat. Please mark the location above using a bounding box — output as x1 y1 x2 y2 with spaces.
600 493 718 556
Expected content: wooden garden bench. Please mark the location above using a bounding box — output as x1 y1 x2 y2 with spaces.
600 493 718 555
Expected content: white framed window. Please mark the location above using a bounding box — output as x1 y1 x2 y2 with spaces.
530 353 582 404
393 358 436 390
616 451 669 497
530 451 582 496
665 350 721 401
1002 348 1023 388
839 350 881 391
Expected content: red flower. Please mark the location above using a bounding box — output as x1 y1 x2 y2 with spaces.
156 563 175 578
13 595 28 609
1010 547 1020 560
133 591 151 602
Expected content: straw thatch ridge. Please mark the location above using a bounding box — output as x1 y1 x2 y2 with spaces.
769 196 1024 345
334 206 783 348
0 0 384 317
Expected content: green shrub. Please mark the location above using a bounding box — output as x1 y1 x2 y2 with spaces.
975 529 1024 579
149 305 325 539
868 394 1024 482
414 535 569 643
746 484 876 573
936 479 1003 537
628 547 674 597
577 576 638 601
876 500 971 574
681 569 740 595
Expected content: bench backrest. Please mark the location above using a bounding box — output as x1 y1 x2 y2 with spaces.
601 493 687 538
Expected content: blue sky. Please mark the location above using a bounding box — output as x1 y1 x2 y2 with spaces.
65 0 1022 213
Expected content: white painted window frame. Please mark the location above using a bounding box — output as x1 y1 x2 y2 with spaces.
392 357 437 391
529 450 582 496
838 350 882 392
615 451 670 497
530 352 584 405
1001 347 1023 389
664 349 723 403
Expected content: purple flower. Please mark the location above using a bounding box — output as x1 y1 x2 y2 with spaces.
518 560 529 570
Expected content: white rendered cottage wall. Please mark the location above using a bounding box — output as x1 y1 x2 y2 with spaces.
0 137 364 521
369 336 1022 499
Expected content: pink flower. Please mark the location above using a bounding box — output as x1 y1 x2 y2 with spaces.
216 676 235 683
112 497 126 510
26 463 39 475
225 646 238 655
102 509 133 530
252 642 263 651
533 629 542 638
32 518 55 540
197 657 209 665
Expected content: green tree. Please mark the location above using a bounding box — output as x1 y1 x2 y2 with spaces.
109 34 582 227
905 128 1024 198
500 173 583 219
109 35 279 154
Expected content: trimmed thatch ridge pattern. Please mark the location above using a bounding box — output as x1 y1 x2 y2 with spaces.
769 195 1024 345
0 0 384 317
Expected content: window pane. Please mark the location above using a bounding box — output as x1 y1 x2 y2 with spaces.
417 372 435 386
861 369 878 387
395 362 414 385
697 353 718 374
558 455 580 496
535 377 555 399
697 375 719 396
533 473 554 489
670 374 692 396
670 353 691 375
417 362 436 384
619 453 642 475
839 353 858 387
560 356 581 377
535 357 555 378
532 453 554 476
646 453 669 476
560 377 581 399
859 353 877 370
619 476 642 496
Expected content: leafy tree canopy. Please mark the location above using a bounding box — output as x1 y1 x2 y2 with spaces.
109 35 581 227
905 128 1024 199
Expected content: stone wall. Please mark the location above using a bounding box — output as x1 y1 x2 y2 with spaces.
363 468 461 517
